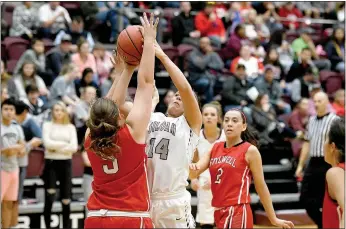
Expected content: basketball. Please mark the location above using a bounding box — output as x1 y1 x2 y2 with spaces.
117 25 144 65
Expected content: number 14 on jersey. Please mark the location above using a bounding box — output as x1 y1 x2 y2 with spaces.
147 138 170 160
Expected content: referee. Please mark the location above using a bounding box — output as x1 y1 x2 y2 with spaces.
295 91 339 228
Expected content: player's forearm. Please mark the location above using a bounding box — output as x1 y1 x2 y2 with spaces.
106 69 124 99
255 180 277 223
111 68 135 105
159 55 191 92
138 38 155 85
298 142 310 168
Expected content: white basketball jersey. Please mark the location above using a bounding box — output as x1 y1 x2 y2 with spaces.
197 129 226 180
146 112 199 195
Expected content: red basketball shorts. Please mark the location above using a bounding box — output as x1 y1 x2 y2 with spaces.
85 216 154 228
214 204 253 229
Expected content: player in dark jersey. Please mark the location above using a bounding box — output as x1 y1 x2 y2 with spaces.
190 109 294 229
84 13 158 228
323 118 344 229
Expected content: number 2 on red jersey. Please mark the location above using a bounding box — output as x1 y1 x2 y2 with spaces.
215 168 223 184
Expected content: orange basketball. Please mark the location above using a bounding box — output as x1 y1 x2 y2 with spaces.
117 25 144 65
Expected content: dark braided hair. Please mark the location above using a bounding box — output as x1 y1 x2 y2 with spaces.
328 118 345 163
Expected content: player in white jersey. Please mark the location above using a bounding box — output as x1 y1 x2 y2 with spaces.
190 102 225 228
146 42 202 228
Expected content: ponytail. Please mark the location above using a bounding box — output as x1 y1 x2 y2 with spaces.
241 125 260 148
86 98 121 161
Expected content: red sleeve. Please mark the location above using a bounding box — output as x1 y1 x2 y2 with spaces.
218 19 226 37
195 12 212 36
230 57 240 73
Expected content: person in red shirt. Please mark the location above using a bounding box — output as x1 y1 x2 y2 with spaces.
278 2 303 30
332 89 345 117
323 118 344 229
190 109 294 229
195 2 226 48
83 13 158 228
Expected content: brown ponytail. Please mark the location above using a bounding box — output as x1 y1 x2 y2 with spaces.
86 98 121 161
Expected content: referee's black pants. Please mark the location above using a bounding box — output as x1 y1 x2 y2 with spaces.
300 157 331 228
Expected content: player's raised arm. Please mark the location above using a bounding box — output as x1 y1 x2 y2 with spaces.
126 13 159 142
154 42 202 134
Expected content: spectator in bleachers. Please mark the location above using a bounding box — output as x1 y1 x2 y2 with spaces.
46 34 73 79
291 30 331 71
286 48 318 83
230 45 264 82
73 86 96 144
54 16 95 52
1 85 9 103
277 40 295 74
221 64 252 111
49 63 80 107
9 1 38 40
75 68 100 98
251 93 278 144
14 100 42 204
254 65 291 114
187 37 224 103
37 2 71 39
263 48 285 81
71 38 97 79
325 27 345 73
25 85 49 127
93 43 113 84
42 101 78 228
195 2 226 48
1 60 11 86
278 2 303 30
8 61 48 104
295 2 336 19
255 2 283 32
289 69 317 105
220 24 247 63
243 9 270 42
331 89 345 117
288 98 310 137
14 39 45 75
1 98 26 229
156 89 176 114
172 2 200 47
96 2 130 43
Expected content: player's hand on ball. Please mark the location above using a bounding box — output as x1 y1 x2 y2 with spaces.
110 50 125 71
140 12 159 41
271 218 294 228
154 40 166 60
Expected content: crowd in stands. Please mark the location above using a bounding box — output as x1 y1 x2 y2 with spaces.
0 1 345 225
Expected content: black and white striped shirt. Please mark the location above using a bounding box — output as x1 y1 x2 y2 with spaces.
305 113 338 157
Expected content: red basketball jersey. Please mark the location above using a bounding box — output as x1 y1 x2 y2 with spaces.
84 125 150 212
322 162 345 229
209 141 252 208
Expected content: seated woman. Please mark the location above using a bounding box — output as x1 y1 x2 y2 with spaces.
8 61 48 104
75 68 100 98
251 93 296 146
